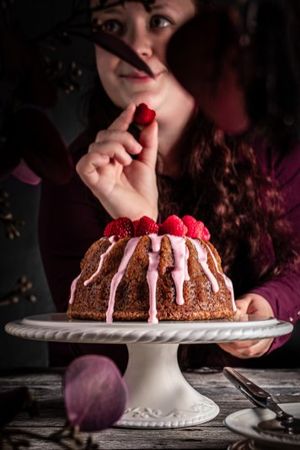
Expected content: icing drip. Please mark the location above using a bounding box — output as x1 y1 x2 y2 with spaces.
84 236 115 286
168 235 190 305
69 237 115 305
146 234 162 324
69 274 81 305
106 237 140 323
190 238 219 293
205 244 236 311
224 276 236 311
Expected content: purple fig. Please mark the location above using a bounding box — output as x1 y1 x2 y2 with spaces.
64 355 127 432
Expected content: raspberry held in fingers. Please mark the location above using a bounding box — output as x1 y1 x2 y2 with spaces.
133 103 156 126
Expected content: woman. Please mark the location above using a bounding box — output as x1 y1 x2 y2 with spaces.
39 0 300 369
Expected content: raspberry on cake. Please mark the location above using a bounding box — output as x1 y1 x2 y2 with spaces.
67 215 235 324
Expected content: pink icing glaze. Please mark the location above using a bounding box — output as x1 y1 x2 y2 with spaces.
190 238 219 293
146 234 162 324
84 237 115 286
70 231 234 322
69 274 81 305
106 237 140 323
205 243 236 311
168 235 190 305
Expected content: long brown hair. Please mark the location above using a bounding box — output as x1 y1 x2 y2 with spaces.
156 111 300 294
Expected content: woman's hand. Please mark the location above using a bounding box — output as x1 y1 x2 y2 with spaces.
218 293 275 358
76 103 159 220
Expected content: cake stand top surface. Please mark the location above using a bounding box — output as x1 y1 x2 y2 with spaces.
5 313 293 344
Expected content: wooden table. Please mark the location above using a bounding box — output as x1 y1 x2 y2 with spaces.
1 368 300 449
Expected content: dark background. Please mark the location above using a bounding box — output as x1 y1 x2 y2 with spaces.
0 0 93 368
1 0 300 369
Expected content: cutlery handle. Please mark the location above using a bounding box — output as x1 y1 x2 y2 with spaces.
223 367 271 408
223 367 295 424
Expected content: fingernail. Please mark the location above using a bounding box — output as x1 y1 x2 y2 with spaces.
131 145 142 154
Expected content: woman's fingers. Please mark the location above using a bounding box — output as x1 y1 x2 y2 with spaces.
91 141 136 165
108 103 136 131
219 338 273 359
95 130 142 155
218 293 275 359
92 104 158 170
76 141 134 187
235 297 252 314
138 120 158 168
221 340 257 349
76 152 110 188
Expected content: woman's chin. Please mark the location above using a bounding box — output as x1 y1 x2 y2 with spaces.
127 93 158 110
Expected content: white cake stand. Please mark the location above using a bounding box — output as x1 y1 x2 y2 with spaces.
5 313 292 429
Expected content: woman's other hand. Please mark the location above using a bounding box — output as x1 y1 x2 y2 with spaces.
218 293 275 358
76 103 159 220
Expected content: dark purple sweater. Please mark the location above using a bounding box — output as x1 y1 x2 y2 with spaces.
38 135 300 368
250 141 300 351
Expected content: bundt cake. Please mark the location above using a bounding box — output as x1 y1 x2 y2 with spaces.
67 215 236 323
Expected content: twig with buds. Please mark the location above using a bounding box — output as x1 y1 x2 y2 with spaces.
0 190 24 240
0 276 37 307
1 423 99 450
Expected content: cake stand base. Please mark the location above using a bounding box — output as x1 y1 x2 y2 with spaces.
117 343 219 428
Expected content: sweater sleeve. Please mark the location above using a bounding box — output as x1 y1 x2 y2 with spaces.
38 144 110 312
251 142 300 351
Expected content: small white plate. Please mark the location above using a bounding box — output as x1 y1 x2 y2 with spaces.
225 403 300 448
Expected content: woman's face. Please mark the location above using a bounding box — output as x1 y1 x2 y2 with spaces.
92 0 196 119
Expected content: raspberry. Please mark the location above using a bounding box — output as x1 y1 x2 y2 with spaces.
192 221 211 241
103 217 134 239
103 221 114 237
133 103 156 126
132 219 140 236
202 226 211 241
159 215 187 237
192 221 205 239
182 216 210 240
182 215 198 238
135 216 159 236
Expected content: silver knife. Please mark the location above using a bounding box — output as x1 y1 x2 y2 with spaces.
223 367 300 435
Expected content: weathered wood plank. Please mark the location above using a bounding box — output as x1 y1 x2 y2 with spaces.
1 369 300 449
3 426 237 449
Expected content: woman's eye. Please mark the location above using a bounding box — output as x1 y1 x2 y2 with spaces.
100 19 124 36
150 15 173 29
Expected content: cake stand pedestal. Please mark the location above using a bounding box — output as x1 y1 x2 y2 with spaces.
122 342 217 427
5 314 292 429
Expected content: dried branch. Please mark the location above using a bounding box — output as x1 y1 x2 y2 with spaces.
0 190 24 240
1 424 99 450
0 276 37 307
